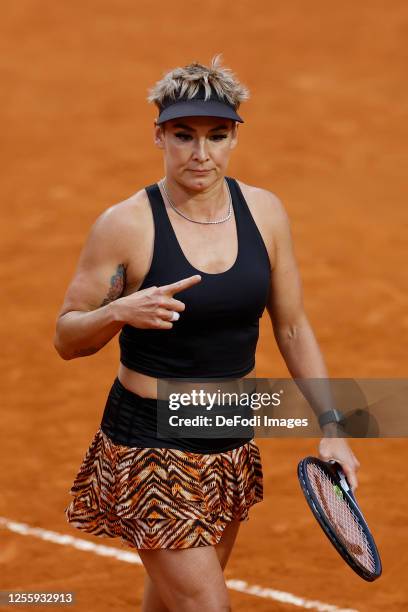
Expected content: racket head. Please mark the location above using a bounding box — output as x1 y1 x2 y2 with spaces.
297 456 382 581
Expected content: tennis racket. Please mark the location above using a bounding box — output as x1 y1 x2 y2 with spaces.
297 456 382 581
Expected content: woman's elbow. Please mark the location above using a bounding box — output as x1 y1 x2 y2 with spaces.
53 319 74 360
273 313 310 342
273 325 298 346
53 334 73 360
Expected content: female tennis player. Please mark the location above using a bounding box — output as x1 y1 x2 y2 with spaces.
54 56 360 612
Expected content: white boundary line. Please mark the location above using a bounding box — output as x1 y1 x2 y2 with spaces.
0 517 358 612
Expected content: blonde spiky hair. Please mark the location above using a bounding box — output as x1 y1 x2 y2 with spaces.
147 54 250 110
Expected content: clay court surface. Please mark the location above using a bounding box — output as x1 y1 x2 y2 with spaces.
1 1 408 610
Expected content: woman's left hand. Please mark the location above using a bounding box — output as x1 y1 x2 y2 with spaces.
318 432 361 492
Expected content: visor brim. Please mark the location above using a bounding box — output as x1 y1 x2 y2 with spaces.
156 99 243 125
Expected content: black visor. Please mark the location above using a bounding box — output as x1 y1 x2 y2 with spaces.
156 87 244 125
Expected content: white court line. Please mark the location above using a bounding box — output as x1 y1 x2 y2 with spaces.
0 517 358 612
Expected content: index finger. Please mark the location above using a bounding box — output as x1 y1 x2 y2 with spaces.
160 274 202 295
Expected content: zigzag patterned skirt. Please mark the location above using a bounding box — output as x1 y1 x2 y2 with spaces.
64 427 264 550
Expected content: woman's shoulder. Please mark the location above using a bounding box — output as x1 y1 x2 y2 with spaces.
234 179 288 221
82 188 153 263
100 187 151 223
232 180 291 264
89 188 153 241
82 188 155 288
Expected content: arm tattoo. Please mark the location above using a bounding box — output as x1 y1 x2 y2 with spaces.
72 265 126 357
99 264 126 307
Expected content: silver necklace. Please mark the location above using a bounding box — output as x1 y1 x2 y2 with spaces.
160 178 232 225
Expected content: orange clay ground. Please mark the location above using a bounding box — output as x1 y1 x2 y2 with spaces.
1 1 408 610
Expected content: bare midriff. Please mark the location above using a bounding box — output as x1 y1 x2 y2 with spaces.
117 363 256 399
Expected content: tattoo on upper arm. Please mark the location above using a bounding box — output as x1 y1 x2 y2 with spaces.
99 264 126 307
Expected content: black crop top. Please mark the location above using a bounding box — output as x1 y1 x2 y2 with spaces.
118 177 271 379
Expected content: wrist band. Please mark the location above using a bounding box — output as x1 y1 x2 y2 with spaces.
318 409 345 428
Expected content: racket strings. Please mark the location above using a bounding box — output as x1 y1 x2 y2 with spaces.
306 463 376 574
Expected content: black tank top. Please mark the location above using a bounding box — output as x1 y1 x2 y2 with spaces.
118 177 271 379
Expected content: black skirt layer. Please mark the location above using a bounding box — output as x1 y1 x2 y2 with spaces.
100 377 253 454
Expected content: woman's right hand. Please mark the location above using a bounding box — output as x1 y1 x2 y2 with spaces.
112 274 202 329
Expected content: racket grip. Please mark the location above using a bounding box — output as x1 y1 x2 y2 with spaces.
328 460 350 490
328 460 360 507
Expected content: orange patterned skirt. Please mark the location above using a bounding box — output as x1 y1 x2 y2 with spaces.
64 428 263 550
